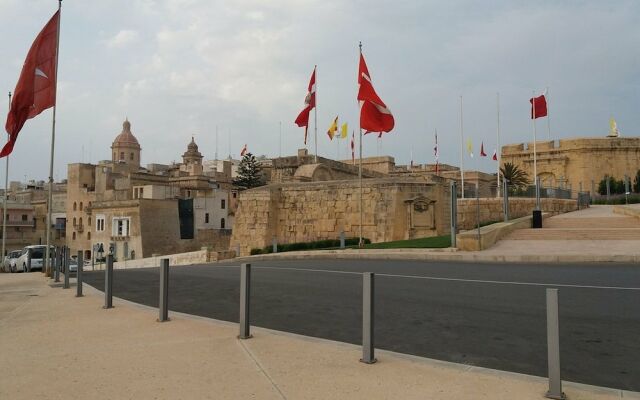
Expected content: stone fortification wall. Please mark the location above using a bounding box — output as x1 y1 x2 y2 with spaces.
501 137 640 193
230 178 451 256
456 198 577 230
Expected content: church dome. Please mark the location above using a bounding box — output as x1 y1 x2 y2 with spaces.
112 118 141 148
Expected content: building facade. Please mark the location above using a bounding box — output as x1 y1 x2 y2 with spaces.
66 119 236 261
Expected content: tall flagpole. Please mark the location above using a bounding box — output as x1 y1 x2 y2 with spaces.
45 0 62 277
314 65 318 163
2 92 11 265
532 90 539 210
358 42 364 247
496 92 501 198
546 86 551 140
459 95 465 199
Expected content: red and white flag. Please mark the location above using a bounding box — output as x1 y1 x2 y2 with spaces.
480 141 487 157
294 67 316 145
240 144 247 156
350 131 355 162
530 90 548 119
357 53 394 135
492 149 498 161
2 10 60 157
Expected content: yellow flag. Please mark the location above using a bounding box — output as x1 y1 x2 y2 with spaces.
466 138 473 157
340 122 348 138
327 116 338 140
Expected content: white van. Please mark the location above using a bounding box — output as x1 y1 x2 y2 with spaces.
14 245 54 272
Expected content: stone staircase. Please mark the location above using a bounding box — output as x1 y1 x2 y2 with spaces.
504 215 640 241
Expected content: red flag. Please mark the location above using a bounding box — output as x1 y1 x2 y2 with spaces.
492 149 498 161
294 67 316 145
480 141 487 157
2 11 60 158
350 131 355 162
357 53 394 135
530 93 548 119
240 144 247 156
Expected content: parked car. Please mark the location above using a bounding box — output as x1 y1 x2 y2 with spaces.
14 245 55 272
3 250 22 273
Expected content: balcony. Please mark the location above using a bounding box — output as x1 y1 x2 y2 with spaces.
75 223 84 233
1 220 36 228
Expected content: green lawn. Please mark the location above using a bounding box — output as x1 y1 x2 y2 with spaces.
351 234 451 249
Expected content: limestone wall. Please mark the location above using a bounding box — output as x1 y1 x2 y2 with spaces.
501 137 640 194
456 198 577 230
230 178 451 256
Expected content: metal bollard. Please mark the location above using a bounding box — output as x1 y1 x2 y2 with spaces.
238 263 252 339
450 181 457 248
54 247 61 282
360 272 376 364
63 246 70 289
26 248 32 272
158 259 169 322
340 231 345 249
103 255 114 309
76 250 84 297
546 288 565 399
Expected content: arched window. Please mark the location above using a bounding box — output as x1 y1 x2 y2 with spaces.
73 202 77 211
79 217 83 227
72 232 76 240
73 217 77 226
79 202 83 211
87 232 91 240
88 217 91 226
220 218 225 229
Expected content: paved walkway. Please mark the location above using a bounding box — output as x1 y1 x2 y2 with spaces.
1 273 637 400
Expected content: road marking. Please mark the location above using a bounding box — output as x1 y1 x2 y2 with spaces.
213 265 640 291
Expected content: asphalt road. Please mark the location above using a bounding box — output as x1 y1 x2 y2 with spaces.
83 260 640 391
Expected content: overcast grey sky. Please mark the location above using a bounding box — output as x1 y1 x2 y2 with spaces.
1 0 639 182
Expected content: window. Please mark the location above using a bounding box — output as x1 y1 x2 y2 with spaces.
80 202 83 211
120 152 124 160
220 218 225 229
233 192 237 198
96 215 105 232
73 202 77 211
139 188 144 198
73 217 77 226
186 190 191 198
112 217 130 237
88 217 91 226
21 214 27 221
205 213 209 223
130 152 134 160
87 232 91 240
72 232 76 240
134 188 139 199
79 217 83 227
221 199 226 209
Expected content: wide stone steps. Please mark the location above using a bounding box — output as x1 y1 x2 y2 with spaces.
506 228 640 240
544 217 640 229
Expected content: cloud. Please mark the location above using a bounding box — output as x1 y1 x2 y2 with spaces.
106 29 139 48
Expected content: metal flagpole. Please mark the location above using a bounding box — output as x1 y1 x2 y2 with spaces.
496 92 500 198
459 95 465 199
532 90 539 210
279 121 282 157
358 43 364 247
546 87 551 140
45 0 62 277
2 92 11 265
314 65 318 163
215 125 218 160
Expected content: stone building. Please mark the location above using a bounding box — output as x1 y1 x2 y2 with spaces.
230 149 455 255
501 136 640 195
66 119 237 261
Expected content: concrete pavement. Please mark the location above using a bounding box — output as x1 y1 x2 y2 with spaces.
1 273 638 400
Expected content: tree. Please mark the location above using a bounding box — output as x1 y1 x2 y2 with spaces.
234 153 264 189
634 170 640 193
500 162 529 190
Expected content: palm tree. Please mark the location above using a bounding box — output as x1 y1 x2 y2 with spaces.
500 162 529 190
